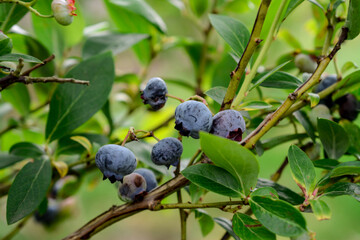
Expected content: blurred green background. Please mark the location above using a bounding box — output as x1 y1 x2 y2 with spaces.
1 0 360 239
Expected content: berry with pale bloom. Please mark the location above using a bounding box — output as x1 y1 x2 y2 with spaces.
51 0 77 26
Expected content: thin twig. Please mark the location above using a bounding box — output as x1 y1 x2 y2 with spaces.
21 54 55 76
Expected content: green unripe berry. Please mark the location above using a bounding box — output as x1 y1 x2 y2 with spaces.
51 0 77 26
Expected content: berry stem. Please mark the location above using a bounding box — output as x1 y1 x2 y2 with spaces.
166 93 185 103
186 149 202 167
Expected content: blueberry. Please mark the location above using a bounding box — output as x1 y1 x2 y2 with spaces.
118 173 147 202
95 144 137 183
134 168 158 192
313 75 337 108
337 94 359 121
174 100 213 139
210 110 246 142
294 53 317 73
34 200 60 226
141 77 168 110
151 137 183 168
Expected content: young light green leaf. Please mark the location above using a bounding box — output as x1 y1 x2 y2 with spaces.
57 133 108 156
237 101 272 111
82 33 149 59
293 111 316 142
329 161 360 178
345 0 360 40
209 14 250 58
205 86 227 104
341 61 358 74
257 179 305 205
251 71 302 90
110 0 167 33
317 118 350 159
200 132 259 196
214 217 240 240
0 53 42 63
6 157 52 224
308 93 320 108
322 182 360 201
46 52 114 142
250 61 291 91
288 145 317 195
195 209 214 237
70 136 93 154
189 0 208 16
309 199 331 221
182 164 242 198
233 212 276 240
250 196 307 237
283 0 304 20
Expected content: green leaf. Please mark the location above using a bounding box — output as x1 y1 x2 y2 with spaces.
10 142 44 158
237 101 272 111
250 61 291 91
189 0 208 16
261 134 309 150
0 153 25 169
329 161 360 178
308 93 320 108
182 164 242 198
0 53 42 63
82 33 149 59
317 118 350 159
341 61 358 74
345 0 360 40
0 1 31 32
309 199 331 221
101 100 114 135
200 132 259 196
322 182 360 201
283 0 304 20
293 111 316 142
251 71 302 90
209 14 250 58
110 0 167 33
6 157 52 224
214 217 240 240
57 133 108 156
233 212 276 240
313 159 339 170
251 187 279 199
308 0 324 10
257 179 305 206
333 69 360 100
288 145 317 195
278 30 302 49
205 86 227 104
195 209 214 237
45 52 114 142
340 120 360 154
188 183 205 203
250 196 307 237
0 37 12 55
1 83 30 116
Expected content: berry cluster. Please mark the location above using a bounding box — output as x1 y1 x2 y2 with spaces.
95 77 247 202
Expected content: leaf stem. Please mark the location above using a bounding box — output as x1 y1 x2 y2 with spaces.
231 0 287 108
0 0 53 18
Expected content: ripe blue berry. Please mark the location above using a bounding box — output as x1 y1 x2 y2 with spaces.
118 173 147 202
134 168 158 192
314 75 337 108
151 137 183 168
34 200 60 226
337 94 359 121
95 144 137 183
210 110 246 141
174 100 213 139
141 77 168 110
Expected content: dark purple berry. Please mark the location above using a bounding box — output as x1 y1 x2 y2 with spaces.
118 173 147 202
134 168 157 192
314 75 337 108
141 77 168 110
210 110 246 142
151 137 183 168
95 144 137 183
174 100 213 139
337 94 359 121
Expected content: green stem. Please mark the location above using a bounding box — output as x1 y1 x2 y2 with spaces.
0 0 53 18
221 0 272 110
231 0 287 108
152 201 246 210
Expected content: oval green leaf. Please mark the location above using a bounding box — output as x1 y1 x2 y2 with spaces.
6 157 52 224
45 52 114 142
329 161 360 178
322 182 360 201
309 199 331 221
200 132 259 196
